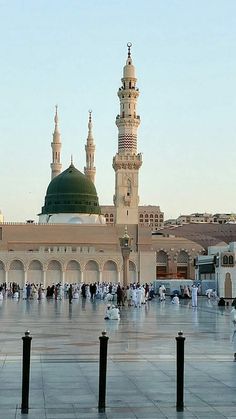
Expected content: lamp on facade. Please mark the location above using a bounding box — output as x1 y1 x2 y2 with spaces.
119 226 132 287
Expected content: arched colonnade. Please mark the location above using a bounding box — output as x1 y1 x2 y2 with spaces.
0 258 138 288
156 249 193 279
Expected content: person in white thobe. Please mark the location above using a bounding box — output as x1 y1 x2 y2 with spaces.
136 286 142 308
191 285 198 307
109 305 120 320
131 287 137 307
22 285 27 300
159 285 166 301
172 295 180 304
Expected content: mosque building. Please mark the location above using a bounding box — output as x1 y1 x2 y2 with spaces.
0 44 207 288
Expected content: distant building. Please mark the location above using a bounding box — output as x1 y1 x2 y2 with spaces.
195 241 236 298
165 212 236 226
101 205 164 230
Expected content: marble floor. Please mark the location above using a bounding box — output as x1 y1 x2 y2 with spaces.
0 295 235 418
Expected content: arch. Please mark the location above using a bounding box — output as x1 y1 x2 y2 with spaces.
229 255 234 265
103 260 118 283
129 260 136 283
177 251 189 279
47 260 62 270
156 250 168 278
84 260 99 283
28 260 43 285
65 260 81 284
9 259 24 287
10 260 24 270
28 260 43 270
46 259 62 286
223 255 229 265
156 251 168 264
224 272 232 298
177 251 189 264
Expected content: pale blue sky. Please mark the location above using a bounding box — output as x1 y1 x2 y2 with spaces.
0 0 236 221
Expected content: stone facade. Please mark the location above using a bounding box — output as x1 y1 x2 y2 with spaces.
101 205 164 230
196 242 236 298
0 223 204 287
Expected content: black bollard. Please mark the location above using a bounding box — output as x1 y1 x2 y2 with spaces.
98 330 109 412
21 330 32 414
176 330 185 412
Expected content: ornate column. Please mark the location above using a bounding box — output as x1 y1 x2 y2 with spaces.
43 270 47 289
24 270 27 285
62 271 65 286
99 270 102 284
80 270 84 283
119 227 132 287
5 270 8 286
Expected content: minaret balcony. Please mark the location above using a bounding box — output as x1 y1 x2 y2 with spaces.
112 153 143 170
116 114 140 120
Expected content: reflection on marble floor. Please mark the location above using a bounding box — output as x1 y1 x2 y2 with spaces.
0 296 235 418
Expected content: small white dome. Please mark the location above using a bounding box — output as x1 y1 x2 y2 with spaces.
123 58 135 78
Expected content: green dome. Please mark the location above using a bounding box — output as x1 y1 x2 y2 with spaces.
41 164 101 215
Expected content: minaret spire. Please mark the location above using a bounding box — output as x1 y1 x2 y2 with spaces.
127 41 132 58
84 110 96 184
112 43 142 225
50 105 62 180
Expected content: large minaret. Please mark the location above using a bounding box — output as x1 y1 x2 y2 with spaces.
50 105 62 180
84 110 96 184
113 43 142 225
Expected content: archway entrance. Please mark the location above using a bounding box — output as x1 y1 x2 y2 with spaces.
28 260 43 285
9 260 24 287
103 261 118 283
156 251 168 278
65 260 81 284
84 260 99 283
46 260 62 286
177 251 189 279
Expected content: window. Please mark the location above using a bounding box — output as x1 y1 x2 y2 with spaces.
223 255 229 265
229 255 234 265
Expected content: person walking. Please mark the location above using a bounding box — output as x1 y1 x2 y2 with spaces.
68 284 73 304
191 284 198 307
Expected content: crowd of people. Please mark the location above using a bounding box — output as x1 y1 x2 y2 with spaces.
2 280 236 359
0 281 155 304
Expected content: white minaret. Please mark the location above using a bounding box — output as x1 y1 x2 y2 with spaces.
113 43 142 225
50 105 62 180
84 110 96 184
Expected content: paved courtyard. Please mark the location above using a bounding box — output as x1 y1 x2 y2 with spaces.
0 295 235 418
